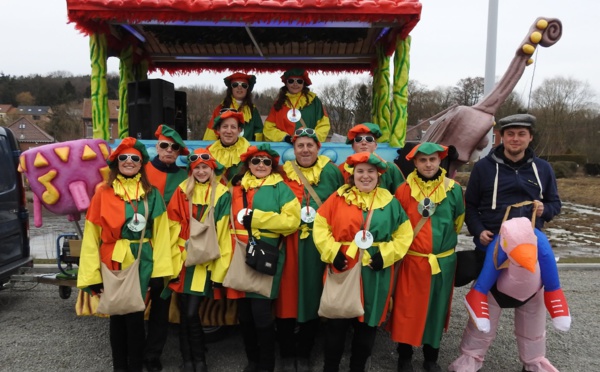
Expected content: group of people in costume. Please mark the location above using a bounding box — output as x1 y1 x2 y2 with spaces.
76 70 570 372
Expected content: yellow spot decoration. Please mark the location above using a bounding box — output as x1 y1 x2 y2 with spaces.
522 44 535 55
536 19 548 30
526 59 534 66
98 143 110 159
54 147 70 162
82 145 98 160
530 31 542 44
38 170 59 205
99 166 110 181
19 156 27 172
34 153 49 168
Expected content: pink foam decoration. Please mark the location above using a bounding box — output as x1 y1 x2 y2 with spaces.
69 180 91 211
33 193 43 228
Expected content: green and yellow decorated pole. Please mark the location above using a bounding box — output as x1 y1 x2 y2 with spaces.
118 45 135 139
390 35 411 147
372 45 391 142
90 33 110 140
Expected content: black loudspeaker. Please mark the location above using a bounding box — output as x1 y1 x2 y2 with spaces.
128 79 175 139
174 91 187 140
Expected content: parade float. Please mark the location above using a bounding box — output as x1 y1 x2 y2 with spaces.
14 0 563 328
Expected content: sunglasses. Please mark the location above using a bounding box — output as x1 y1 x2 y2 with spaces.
250 157 273 167
421 197 435 218
294 128 316 136
188 153 211 162
117 154 141 163
354 135 376 143
219 108 239 114
231 82 249 89
158 141 182 151
287 78 304 85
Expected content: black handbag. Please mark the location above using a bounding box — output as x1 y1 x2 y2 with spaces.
241 189 280 276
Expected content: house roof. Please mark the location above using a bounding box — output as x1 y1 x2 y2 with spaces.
7 117 55 143
0 104 13 114
82 98 120 120
16 106 52 115
66 0 422 74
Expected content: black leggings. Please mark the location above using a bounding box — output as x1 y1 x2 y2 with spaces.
323 318 378 372
238 298 276 372
110 311 146 371
276 317 320 359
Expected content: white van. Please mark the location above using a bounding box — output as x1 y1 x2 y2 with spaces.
0 126 33 286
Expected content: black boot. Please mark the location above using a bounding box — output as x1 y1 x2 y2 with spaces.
189 321 207 371
256 325 276 372
422 344 441 372
240 321 260 372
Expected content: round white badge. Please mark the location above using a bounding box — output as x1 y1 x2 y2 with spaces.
127 213 147 232
354 230 374 249
287 109 301 123
237 208 253 225
300 206 317 223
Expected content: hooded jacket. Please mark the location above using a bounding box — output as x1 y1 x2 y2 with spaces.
465 145 561 248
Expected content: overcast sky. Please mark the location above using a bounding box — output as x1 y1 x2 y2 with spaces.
2 0 599 104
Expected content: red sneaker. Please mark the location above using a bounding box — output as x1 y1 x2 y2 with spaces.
544 289 571 331
464 289 491 333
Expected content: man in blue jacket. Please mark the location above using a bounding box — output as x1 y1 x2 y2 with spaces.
451 113 563 372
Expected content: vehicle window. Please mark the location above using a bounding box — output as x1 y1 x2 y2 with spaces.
0 135 16 193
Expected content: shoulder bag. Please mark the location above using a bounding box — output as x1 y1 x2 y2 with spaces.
96 198 148 316
222 190 275 297
185 180 221 266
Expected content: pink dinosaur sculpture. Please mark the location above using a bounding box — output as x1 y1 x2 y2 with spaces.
18 139 111 227
420 17 563 175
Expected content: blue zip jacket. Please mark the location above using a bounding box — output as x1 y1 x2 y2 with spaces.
465 145 561 249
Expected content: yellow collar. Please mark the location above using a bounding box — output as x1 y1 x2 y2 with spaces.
283 155 330 185
241 172 283 190
337 185 392 210
285 91 316 110
225 99 253 123
406 169 454 204
113 173 146 200
209 136 250 168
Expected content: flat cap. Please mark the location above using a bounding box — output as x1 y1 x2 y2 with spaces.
497 114 536 129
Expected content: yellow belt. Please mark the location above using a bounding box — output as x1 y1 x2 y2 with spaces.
231 230 279 239
112 238 151 263
339 241 381 260
407 248 455 275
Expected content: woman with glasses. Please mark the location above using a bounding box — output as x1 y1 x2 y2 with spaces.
275 127 344 372
203 72 263 141
339 123 405 194
77 137 177 372
389 143 465 372
165 148 232 372
263 69 330 143
206 110 251 186
225 144 301 372
313 152 412 372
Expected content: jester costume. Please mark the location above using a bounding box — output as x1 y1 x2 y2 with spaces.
167 179 232 296
276 154 344 367
314 152 412 372
389 168 465 348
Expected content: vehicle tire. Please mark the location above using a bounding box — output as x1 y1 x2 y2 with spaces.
58 285 72 299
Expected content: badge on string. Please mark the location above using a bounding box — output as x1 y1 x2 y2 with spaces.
300 206 317 223
127 213 147 232
418 197 436 218
287 109 301 123
354 230 374 249
237 208 253 225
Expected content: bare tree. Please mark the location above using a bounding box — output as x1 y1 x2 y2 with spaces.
407 80 454 126
46 103 82 142
530 76 598 155
318 78 358 135
353 84 372 124
181 85 221 140
452 77 485 106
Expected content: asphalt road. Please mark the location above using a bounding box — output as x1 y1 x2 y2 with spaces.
1 266 598 372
